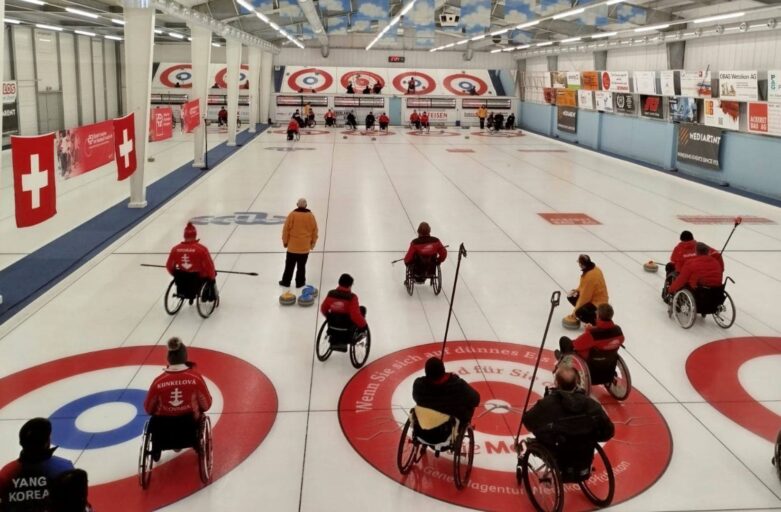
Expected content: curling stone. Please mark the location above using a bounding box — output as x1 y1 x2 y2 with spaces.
297 293 315 307
371 137 376 141
561 315 581 330
643 260 659 273
302 285 318 298
342 135 348 139
279 291 296 306
465 136 470 139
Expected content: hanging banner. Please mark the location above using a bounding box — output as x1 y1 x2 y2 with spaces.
557 106 577 133
565 72 581 90
2 81 19 135
12 133 58 228
182 99 201 133
595 91 613 112
669 97 698 123
634 71 656 95
661 70 676 96
555 89 577 107
677 123 722 170
703 99 740 131
55 120 115 180
748 102 781 137
113 113 137 181
543 88 556 104
614 93 636 114
149 107 174 142
578 90 594 110
601 71 630 92
769 70 781 102
580 71 600 91
680 70 712 97
717 70 758 102
640 95 664 120
551 71 567 89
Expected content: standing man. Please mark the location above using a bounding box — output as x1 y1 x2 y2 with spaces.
477 105 487 129
280 198 319 288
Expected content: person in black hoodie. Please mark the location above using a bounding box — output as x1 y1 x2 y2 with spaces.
413 357 480 425
523 365 614 479
365 112 376 131
346 111 357 130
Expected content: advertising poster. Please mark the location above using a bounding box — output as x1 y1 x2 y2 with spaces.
748 102 781 137
717 70 758 102
640 95 664 119
578 90 594 110
669 97 698 123
680 70 712 97
703 99 740 131
634 71 657 95
566 71 581 90
661 70 676 96
614 93 636 114
677 123 722 170
543 88 556 104
555 89 577 107
769 70 781 102
595 91 613 112
2 81 19 135
552 71 567 89
601 71 630 92
182 99 201 133
55 120 115 179
581 71 600 91
149 107 174 142
557 106 578 133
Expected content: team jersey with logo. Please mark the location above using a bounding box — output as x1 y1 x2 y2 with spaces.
144 365 213 417
166 241 216 280
0 455 74 512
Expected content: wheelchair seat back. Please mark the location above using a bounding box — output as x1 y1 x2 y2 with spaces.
174 271 203 300
587 348 620 386
694 285 726 314
326 313 355 344
149 414 199 452
411 408 456 449
412 252 438 279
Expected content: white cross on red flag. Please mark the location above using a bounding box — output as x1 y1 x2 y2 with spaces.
11 133 57 228
113 113 137 181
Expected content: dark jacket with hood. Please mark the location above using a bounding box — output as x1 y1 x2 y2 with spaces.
412 373 480 424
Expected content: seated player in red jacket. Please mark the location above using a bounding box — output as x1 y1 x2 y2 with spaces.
557 304 624 360
667 230 697 275
410 110 421 130
166 222 217 301
320 273 367 333
420 112 430 131
144 338 213 461
287 117 300 140
404 222 447 282
667 242 724 295
378 113 390 131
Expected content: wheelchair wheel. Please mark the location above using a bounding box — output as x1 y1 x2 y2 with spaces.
453 425 475 489
396 416 421 475
713 291 736 329
349 327 371 369
773 429 781 483
198 416 213 484
138 420 154 489
578 443 615 507
605 354 632 401
315 321 332 362
564 354 591 397
164 280 184 315
196 282 218 319
672 289 696 329
405 267 414 296
431 265 442 296
520 441 564 512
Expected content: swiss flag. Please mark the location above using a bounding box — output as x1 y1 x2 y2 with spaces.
182 99 201 133
11 134 57 228
113 113 137 181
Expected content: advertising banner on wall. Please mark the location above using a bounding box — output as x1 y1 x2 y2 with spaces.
578 90 594 110
680 70 712 97
717 70 758 102
595 91 613 112
748 102 781 137
601 71 630 92
669 97 698 123
769 70 781 102
677 123 722 170
552 71 567 89
640 95 664 119
566 72 581 90
2 81 19 135
581 71 600 91
614 93 636 114
149 107 174 142
555 89 577 107
182 99 201 133
703 99 740 131
55 120 115 179
557 106 578 133
634 71 656 95
543 88 556 104
660 70 676 96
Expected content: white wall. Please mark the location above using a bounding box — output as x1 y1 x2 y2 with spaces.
104 40 119 119
275 47 515 69
557 52 594 71
59 33 79 129
92 39 106 121
607 45 667 71
154 42 232 63
12 26 37 135
685 30 781 70
525 57 548 73
34 29 59 92
76 35 94 125
3 27 11 81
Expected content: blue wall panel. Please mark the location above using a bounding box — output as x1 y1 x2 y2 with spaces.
520 102 553 136
599 115 676 169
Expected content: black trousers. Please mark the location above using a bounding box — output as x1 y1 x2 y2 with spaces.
559 336 574 354
479 118 485 129
281 252 309 287
567 295 597 325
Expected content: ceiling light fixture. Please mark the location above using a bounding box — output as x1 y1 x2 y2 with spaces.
552 8 584 20
105 35 122 41
561 37 581 43
154 29 163 34
236 0 254 11
606 0 623 5
456 39 468 45
74 30 96 36
694 12 745 24
168 31 185 39
471 34 486 41
4 18 20 24
491 28 509 36
367 0 418 50
591 31 617 38
490 48 502 53
110 19 125 25
516 20 540 29
18 0 45 5
65 7 99 19
635 24 669 32
256 12 269 22
212 42 221 47
35 23 62 31
536 41 553 46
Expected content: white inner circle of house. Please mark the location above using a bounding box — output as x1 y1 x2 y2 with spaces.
75 402 138 433
738 354 781 416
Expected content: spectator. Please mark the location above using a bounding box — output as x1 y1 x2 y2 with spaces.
346 82 355 94
372 82 383 94
280 198 319 288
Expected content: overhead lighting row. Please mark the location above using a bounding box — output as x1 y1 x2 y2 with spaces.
367 0 417 50
236 0 304 48
3 18 125 40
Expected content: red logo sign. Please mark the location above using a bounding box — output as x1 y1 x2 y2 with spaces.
538 213 600 225
447 148 475 153
339 341 672 511
149 107 173 142
748 102 769 133
602 72 611 91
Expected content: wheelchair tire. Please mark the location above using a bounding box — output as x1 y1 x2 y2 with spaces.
774 429 781 483
349 327 371 369
672 289 696 329
432 265 442 296
196 282 218 319
713 291 736 329
405 267 414 296
164 280 184 315
315 320 333 362
606 354 632 401
578 443 615 507
521 441 564 512
198 416 213 484
138 420 154 489
396 416 420 475
563 354 591 397
453 425 475 489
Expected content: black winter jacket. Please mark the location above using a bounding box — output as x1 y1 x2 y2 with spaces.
412 374 480 424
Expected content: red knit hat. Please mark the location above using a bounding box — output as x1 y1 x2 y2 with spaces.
184 222 197 241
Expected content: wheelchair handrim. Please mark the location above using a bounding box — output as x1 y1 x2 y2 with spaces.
522 445 563 512
578 444 615 506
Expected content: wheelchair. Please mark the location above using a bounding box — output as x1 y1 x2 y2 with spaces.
138 414 213 489
164 271 219 319
404 257 442 296
669 277 735 329
305 115 316 128
561 348 632 401
773 429 781 483
315 313 371 369
396 407 475 489
516 437 614 512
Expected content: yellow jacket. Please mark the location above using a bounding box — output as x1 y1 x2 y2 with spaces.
477 107 487 119
282 208 318 254
575 265 609 310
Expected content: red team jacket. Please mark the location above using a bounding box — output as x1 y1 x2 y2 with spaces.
166 241 217 280
404 236 448 266
320 287 367 329
420 114 429 125
571 320 624 359
669 240 697 272
410 113 420 123
144 365 213 418
379 114 389 125
668 254 724 294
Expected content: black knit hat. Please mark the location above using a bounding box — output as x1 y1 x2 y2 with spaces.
425 357 445 379
167 337 188 365
20 418 51 450
338 273 354 288
680 230 694 242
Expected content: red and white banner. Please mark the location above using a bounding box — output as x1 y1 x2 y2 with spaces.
12 133 57 228
182 99 201 133
113 113 137 181
748 102 781 137
149 107 173 142
55 120 115 180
